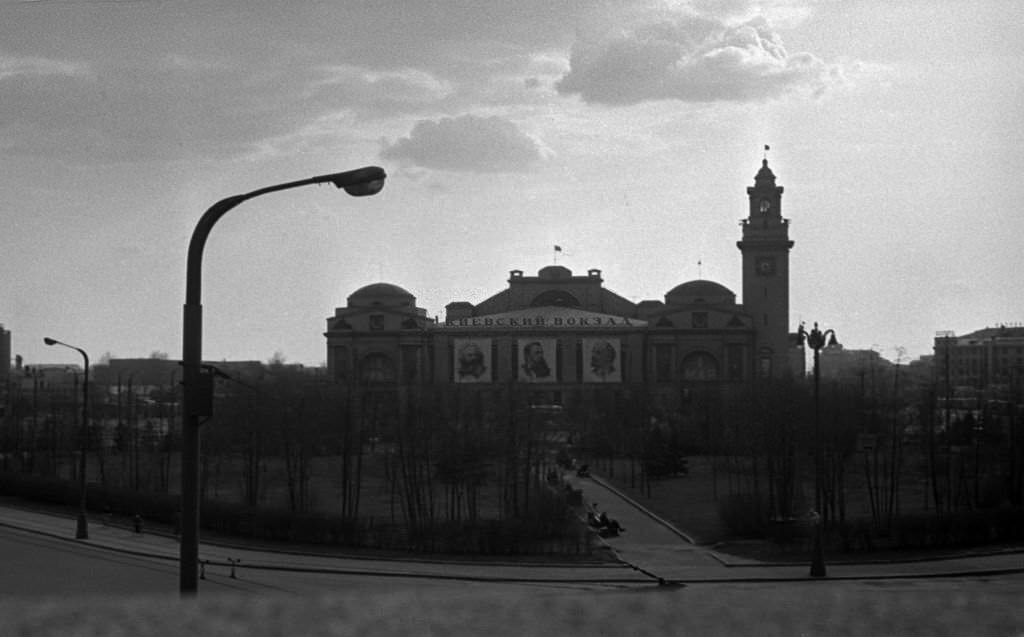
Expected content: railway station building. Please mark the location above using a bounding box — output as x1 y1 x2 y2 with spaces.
324 159 804 431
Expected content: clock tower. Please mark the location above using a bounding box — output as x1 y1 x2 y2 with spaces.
737 159 794 378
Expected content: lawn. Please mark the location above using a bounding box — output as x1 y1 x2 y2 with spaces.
591 450 946 548
588 456 733 544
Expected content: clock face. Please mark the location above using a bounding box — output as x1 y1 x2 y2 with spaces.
759 198 771 214
756 257 776 275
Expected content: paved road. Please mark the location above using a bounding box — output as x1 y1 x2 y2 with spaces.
3 512 1024 637
3 479 1024 636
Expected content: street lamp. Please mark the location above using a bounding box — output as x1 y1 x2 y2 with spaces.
797 321 839 578
43 337 90 540
180 165 386 596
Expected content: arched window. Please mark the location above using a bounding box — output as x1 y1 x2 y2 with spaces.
361 353 396 383
332 347 350 381
758 347 773 378
682 352 719 381
530 290 581 307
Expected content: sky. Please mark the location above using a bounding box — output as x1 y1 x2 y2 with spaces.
2 0 1022 369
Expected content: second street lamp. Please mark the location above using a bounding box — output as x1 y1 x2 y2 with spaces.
179 165 386 597
797 321 839 578
43 336 90 540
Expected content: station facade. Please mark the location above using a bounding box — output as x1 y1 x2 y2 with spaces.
324 159 802 420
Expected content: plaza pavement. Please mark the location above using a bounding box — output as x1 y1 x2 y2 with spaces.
2 471 1023 587
567 471 1024 583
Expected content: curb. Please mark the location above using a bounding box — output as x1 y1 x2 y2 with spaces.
0 504 616 571
0 516 649 585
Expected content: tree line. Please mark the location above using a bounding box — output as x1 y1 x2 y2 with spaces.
3 357 1023 552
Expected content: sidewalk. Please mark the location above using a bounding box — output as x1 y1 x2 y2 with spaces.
2 485 1024 585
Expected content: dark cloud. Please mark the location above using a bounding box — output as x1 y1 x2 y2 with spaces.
0 59 322 162
380 114 542 173
557 15 837 105
0 55 453 163
0 2 589 165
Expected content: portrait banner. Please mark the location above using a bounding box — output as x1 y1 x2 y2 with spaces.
517 338 557 383
454 338 492 383
582 338 621 383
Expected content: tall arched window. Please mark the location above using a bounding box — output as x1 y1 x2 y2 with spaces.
361 353 396 383
758 347 773 378
682 352 719 381
332 346 350 382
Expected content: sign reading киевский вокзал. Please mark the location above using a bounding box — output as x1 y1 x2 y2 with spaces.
441 307 647 330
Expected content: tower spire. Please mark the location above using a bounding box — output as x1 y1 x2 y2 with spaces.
738 155 793 378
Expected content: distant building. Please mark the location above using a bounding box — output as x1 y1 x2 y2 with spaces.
324 159 805 426
817 346 935 399
14 364 84 393
934 326 1024 397
90 357 267 408
0 324 10 384
903 355 935 391
818 346 888 383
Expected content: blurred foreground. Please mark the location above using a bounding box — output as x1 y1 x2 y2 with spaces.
3 579 1023 637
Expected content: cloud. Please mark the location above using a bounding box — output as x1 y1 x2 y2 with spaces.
0 63 307 162
308 65 453 118
0 52 90 80
556 13 838 105
0 3 584 165
380 114 543 173
0 55 428 163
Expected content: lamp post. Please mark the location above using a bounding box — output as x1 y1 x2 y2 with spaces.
179 166 386 596
43 337 90 540
797 321 838 578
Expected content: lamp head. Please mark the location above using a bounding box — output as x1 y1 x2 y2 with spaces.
317 166 387 197
342 178 386 197
827 333 840 348
43 337 57 346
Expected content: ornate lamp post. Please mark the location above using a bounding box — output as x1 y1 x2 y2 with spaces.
43 337 90 539
179 166 386 596
797 321 839 578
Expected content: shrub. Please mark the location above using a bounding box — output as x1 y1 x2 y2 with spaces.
834 508 1024 553
717 493 767 539
0 471 593 557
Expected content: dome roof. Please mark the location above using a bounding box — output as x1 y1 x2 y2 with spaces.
665 280 736 306
753 159 778 189
347 282 415 307
537 265 572 280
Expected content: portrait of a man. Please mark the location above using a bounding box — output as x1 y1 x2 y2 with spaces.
590 340 616 378
519 339 555 382
583 338 621 383
454 339 491 383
